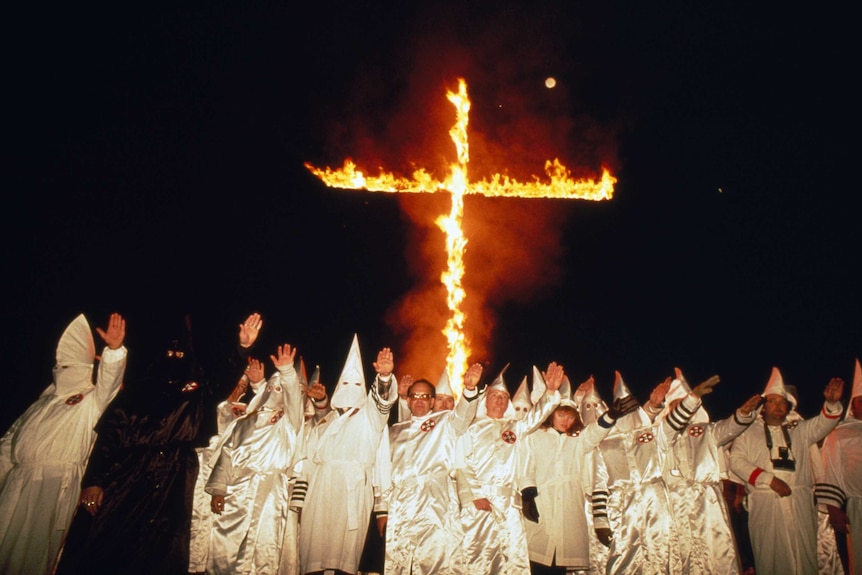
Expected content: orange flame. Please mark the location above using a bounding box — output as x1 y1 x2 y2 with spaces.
306 78 615 398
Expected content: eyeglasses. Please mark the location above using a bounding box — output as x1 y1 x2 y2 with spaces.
409 393 433 400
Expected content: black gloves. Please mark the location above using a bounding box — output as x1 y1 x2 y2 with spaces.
607 395 640 421
521 487 539 523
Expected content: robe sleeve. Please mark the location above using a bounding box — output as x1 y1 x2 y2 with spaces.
818 430 847 510
448 387 480 436
591 444 610 530
711 409 755 448
92 345 127 410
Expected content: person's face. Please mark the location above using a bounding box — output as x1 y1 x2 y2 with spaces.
852 396 862 420
762 394 790 425
513 403 530 420
551 407 577 433
407 382 435 417
434 394 455 412
486 389 510 419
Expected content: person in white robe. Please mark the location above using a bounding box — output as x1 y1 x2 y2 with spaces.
454 361 563 575
293 335 398 575
818 358 862 575
0 312 126 575
281 359 329 575
374 363 482 574
519 374 639 575
187 359 265 574
728 367 843 575
572 376 610 575
782 383 845 575
205 344 303 575
649 367 760 575
591 371 716 575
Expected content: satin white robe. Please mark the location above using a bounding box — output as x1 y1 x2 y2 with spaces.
820 417 862 574
663 409 754 575
592 399 696 575
205 366 302 575
520 419 611 570
728 402 841 575
379 392 479 575
0 346 126 575
455 390 560 575
297 378 396 574
188 398 246 572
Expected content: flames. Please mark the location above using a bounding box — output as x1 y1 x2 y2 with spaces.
305 78 615 398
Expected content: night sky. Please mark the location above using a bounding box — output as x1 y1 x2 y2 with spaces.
3 2 858 431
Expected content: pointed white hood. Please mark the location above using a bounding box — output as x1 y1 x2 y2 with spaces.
575 376 607 426
331 334 367 409
436 368 454 398
762 366 796 410
51 314 96 396
612 370 651 431
530 365 547 404
659 367 709 423
558 375 576 408
511 376 531 420
478 363 514 418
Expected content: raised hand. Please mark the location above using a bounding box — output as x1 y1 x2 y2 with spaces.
238 313 263 348
543 362 564 392
270 344 296 368
464 363 484 391
398 374 414 398
739 394 763 417
692 375 720 398
374 348 394 377
824 377 845 403
246 358 265 383
647 377 672 408
308 382 328 403
96 313 126 350
607 395 640 420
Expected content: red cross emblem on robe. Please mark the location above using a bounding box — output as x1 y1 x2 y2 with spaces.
232 405 246 418
420 418 436 432
637 432 654 443
502 430 517 444
65 393 84 405
688 425 705 437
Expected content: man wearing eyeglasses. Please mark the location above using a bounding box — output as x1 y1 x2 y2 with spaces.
374 363 484 574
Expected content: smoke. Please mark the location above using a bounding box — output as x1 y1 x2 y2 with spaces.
319 1 619 381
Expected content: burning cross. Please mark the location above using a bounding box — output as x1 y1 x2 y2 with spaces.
306 78 615 394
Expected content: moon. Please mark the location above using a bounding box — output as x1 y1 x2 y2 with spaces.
545 77 557 89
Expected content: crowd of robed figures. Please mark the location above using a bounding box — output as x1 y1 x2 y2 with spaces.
0 311 860 575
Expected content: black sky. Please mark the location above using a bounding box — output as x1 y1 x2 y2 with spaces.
3 2 858 430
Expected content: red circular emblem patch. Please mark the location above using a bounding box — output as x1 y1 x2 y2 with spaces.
688 425 705 437
501 430 517 444
65 393 84 405
232 406 246 418
269 410 284 425
637 432 654 443
420 419 437 432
